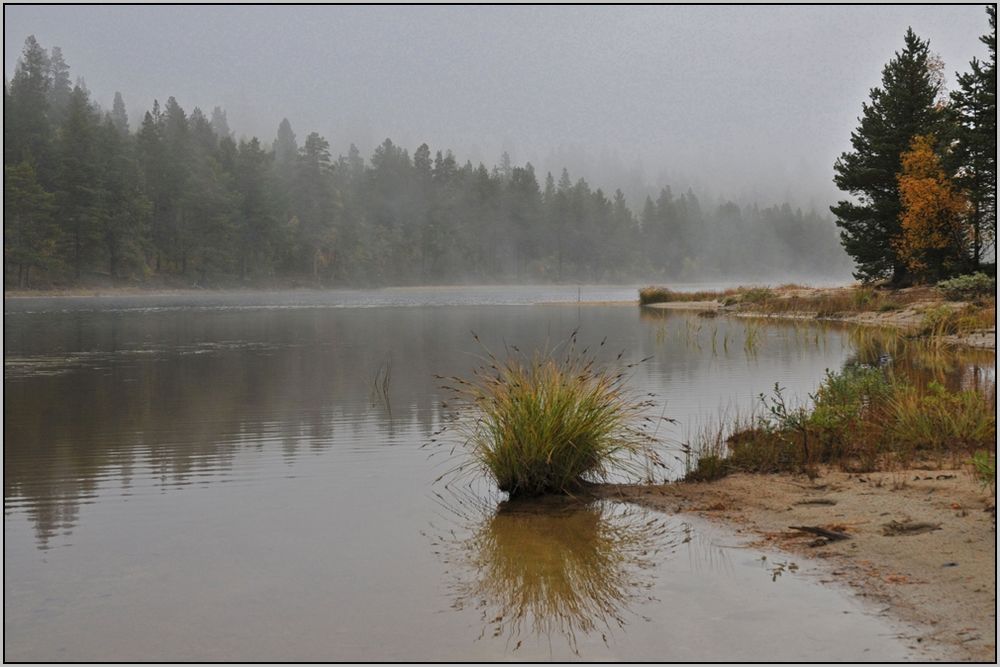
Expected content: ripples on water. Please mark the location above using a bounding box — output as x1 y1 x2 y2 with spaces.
4 287 986 660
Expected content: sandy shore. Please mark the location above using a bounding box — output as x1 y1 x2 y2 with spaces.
596 468 996 662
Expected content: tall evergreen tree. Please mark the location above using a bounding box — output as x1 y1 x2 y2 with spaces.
949 6 996 269
110 92 130 135
47 46 72 127
4 162 56 287
210 106 232 140
5 36 51 169
160 96 193 272
56 85 101 278
94 116 150 279
831 28 945 283
293 132 339 282
136 107 167 270
233 138 277 280
273 118 298 167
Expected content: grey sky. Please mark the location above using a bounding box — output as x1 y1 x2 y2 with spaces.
4 4 991 209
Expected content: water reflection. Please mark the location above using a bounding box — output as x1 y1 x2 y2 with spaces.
4 300 993 554
437 496 679 654
846 326 996 394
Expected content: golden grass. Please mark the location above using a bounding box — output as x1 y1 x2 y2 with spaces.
440 336 664 497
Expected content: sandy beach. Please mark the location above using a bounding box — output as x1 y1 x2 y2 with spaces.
597 467 996 661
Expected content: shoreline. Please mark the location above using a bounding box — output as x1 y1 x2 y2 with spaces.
642 285 997 350
595 467 996 662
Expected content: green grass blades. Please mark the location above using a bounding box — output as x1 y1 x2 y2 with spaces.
442 338 664 497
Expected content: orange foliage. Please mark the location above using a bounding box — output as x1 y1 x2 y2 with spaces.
894 135 969 280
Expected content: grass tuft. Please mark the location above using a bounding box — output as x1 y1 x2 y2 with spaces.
442 338 664 497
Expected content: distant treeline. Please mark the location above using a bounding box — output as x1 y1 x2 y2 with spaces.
4 36 850 289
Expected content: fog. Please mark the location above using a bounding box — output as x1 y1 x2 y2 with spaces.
5 5 987 209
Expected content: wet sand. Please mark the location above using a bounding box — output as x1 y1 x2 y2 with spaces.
597 467 996 662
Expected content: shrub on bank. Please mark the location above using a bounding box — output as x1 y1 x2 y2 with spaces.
937 273 996 301
685 365 995 480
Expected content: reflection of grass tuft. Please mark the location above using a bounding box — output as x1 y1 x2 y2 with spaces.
448 499 673 653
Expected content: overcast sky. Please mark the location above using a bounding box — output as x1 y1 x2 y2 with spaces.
5 5 992 209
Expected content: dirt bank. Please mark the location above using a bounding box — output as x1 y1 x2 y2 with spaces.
597 468 996 662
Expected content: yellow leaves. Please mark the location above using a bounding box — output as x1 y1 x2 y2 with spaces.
894 134 970 278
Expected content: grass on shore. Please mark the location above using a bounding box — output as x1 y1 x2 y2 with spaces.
685 365 996 482
439 336 664 497
638 286 744 305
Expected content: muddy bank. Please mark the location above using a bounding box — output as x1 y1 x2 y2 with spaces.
597 468 996 662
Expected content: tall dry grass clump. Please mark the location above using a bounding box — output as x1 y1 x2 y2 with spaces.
440 335 664 497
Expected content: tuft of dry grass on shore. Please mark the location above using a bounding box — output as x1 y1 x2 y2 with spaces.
638 286 744 305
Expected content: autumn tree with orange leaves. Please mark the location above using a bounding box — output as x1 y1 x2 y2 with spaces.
894 135 970 282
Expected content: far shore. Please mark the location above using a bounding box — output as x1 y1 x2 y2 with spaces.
642 283 997 349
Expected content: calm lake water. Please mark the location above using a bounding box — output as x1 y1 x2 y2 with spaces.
6 286 966 661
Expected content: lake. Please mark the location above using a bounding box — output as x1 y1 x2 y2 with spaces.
4 286 950 660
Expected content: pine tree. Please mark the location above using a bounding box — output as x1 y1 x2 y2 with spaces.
47 46 72 127
4 162 56 287
94 117 150 279
5 36 51 169
110 92 130 135
136 108 167 271
233 138 277 280
949 6 996 269
56 85 101 278
273 118 298 167
831 28 946 283
210 106 232 140
294 133 338 282
160 97 193 273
